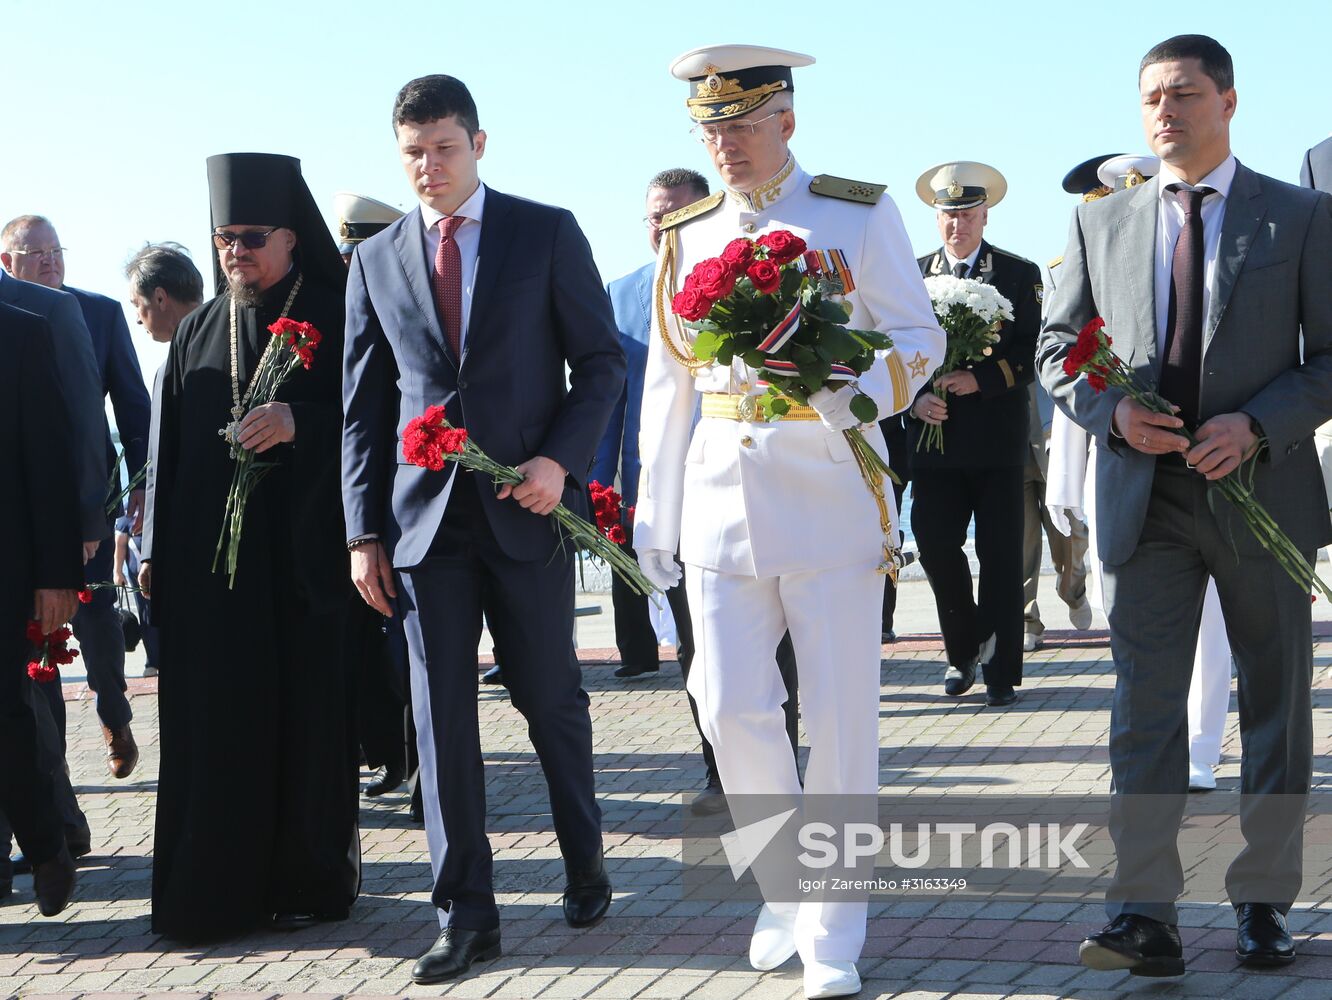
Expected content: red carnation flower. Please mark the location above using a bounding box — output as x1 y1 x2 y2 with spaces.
607 524 627 545
720 238 755 269
26 620 45 643
747 259 781 295
50 626 72 644
1087 372 1108 393
756 230 806 266
691 257 738 302
77 588 93 604
441 428 469 454
28 661 57 683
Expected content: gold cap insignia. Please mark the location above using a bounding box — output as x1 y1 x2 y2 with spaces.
946 180 964 199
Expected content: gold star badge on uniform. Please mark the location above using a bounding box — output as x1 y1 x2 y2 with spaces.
907 351 930 378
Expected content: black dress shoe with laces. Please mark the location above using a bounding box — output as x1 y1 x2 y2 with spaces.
411 926 502 984
1079 914 1184 977
986 684 1018 707
690 776 728 817
1236 903 1296 966
562 851 612 928
614 662 660 678
363 762 405 797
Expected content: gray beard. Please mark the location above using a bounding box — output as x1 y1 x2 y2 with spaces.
227 276 264 307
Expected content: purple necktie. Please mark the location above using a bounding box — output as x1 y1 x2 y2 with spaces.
1159 185 1207 426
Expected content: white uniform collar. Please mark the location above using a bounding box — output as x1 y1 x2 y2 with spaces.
727 156 804 214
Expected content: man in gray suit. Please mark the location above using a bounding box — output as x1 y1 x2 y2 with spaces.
1039 34 1332 977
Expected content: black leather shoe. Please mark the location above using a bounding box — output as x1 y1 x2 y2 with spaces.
1078 914 1184 977
986 684 1018 707
689 777 728 817
1236 903 1296 966
11 829 88 876
409 788 424 825
481 664 505 686
943 659 977 696
272 906 350 931
364 763 405 797
563 851 612 928
32 845 76 918
881 629 897 643
411 926 502 984
613 662 660 678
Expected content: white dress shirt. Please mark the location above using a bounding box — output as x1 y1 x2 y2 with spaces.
943 244 982 276
420 181 486 352
1153 154 1236 356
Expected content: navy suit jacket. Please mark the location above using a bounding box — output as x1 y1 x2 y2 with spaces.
589 262 652 509
0 271 107 539
66 286 152 484
342 186 625 569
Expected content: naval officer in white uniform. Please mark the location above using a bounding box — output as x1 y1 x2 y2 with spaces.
633 44 945 1000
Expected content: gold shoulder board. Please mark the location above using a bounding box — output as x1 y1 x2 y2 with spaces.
659 191 726 231
808 174 886 204
1048 255 1064 270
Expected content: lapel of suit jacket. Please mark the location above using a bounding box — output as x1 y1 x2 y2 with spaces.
393 207 456 370
1204 162 1265 353
1113 178 1161 375
461 187 514 370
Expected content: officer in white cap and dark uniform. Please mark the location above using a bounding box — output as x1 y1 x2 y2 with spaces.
333 191 403 264
909 162 1041 707
633 43 944 999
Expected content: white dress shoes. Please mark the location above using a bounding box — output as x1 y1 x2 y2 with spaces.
804 959 861 998
1070 598 1094 630
749 902 798 971
1188 761 1217 791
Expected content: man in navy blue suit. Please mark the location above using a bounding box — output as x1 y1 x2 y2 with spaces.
2 215 151 778
342 75 624 984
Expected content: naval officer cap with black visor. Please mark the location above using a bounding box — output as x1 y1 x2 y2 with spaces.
915 161 1008 211
670 44 814 122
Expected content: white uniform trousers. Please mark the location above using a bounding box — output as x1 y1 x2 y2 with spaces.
685 559 884 963
1187 579 1232 769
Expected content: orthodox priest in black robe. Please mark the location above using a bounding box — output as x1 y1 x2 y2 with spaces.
142 152 359 940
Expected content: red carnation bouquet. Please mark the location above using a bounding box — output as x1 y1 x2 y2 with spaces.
588 480 631 545
213 317 324 587
1064 317 1331 599
671 231 901 574
27 620 78 683
402 410 656 595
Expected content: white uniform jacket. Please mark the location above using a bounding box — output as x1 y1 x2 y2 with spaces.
634 158 945 577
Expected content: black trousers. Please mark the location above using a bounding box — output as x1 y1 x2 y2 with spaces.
0 623 67 870
611 547 799 781
352 604 408 773
879 416 910 634
399 473 601 930
911 465 1025 686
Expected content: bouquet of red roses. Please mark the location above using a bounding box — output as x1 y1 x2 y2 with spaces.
1064 316 1331 599
402 410 656 595
213 316 323 587
672 229 896 482
27 620 78 683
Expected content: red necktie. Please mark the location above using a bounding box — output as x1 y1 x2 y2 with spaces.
1160 185 1207 426
432 216 465 358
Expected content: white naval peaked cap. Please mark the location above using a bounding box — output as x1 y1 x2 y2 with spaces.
333 191 404 226
915 161 1007 210
1096 154 1161 191
670 44 815 122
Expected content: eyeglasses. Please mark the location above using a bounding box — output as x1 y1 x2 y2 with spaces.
643 213 668 229
8 246 65 259
690 109 786 146
212 228 279 251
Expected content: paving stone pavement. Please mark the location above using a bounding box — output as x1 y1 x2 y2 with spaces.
3 591 1332 1000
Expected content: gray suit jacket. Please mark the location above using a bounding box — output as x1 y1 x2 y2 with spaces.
0 270 110 540
1037 161 1332 566
1301 136 1332 193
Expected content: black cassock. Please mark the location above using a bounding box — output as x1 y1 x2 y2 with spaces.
149 268 358 940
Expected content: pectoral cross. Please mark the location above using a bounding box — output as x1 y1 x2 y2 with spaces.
219 405 245 451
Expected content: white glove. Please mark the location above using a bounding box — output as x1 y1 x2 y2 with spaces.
808 386 862 432
637 548 683 591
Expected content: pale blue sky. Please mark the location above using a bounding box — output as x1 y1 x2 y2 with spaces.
2 0 1329 382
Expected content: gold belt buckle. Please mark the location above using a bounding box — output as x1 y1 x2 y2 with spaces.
737 395 759 422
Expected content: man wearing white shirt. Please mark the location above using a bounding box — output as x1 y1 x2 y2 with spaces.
1039 34 1332 976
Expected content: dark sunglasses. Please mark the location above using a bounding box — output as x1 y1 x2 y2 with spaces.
212 227 280 251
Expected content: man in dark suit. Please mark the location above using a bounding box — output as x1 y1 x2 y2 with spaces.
2 215 151 778
1300 135 1332 191
908 161 1041 707
1041 35 1332 976
342 75 625 985
0 301 83 916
